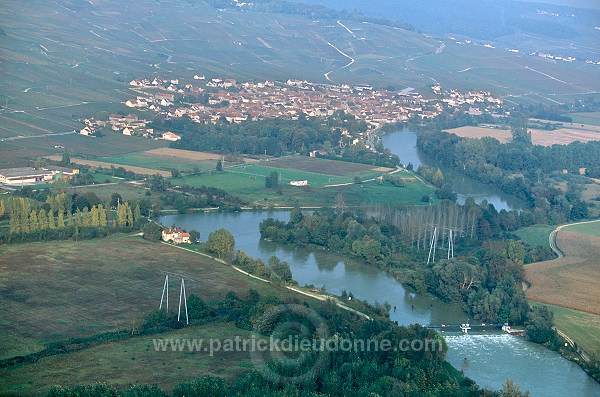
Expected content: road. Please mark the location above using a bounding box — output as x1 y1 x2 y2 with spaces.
0 130 77 142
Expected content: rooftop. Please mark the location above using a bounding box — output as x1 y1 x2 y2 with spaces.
0 167 53 178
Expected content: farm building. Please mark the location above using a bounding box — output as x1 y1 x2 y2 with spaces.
0 167 54 185
162 227 191 244
0 166 79 185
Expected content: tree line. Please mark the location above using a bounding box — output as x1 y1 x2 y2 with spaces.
259 206 555 335
0 195 143 244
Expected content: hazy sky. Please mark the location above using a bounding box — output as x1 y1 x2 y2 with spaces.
518 0 600 10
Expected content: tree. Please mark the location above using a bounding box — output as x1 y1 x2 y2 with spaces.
189 229 200 243
290 206 303 224
47 211 56 229
60 150 71 166
29 210 39 232
98 204 107 227
0 200 5 219
500 380 530 397
216 160 223 171
265 171 279 189
187 294 210 319
134 204 141 227
149 174 169 192
52 177 69 195
526 305 555 344
268 256 292 282
38 208 48 230
170 169 181 178
206 228 235 262
126 204 134 227
143 222 163 241
110 193 123 209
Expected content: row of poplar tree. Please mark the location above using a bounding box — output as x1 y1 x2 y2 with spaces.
1 197 142 237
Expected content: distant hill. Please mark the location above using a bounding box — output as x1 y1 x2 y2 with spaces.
296 0 600 59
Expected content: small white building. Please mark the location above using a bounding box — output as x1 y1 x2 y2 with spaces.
290 180 309 187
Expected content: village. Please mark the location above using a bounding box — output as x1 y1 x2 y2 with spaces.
79 76 504 141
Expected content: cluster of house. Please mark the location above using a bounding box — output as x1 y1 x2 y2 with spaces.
79 112 181 141
79 76 504 143
161 227 191 244
0 166 79 186
120 76 503 130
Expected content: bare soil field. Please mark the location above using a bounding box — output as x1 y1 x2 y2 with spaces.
525 230 600 315
264 156 391 176
145 148 259 164
444 126 513 143
145 148 223 161
45 156 171 177
445 124 600 146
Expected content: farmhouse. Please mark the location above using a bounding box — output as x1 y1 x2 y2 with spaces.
0 167 54 185
162 227 191 244
161 131 181 141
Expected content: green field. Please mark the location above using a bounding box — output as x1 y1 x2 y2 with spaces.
176 159 433 207
69 182 159 203
0 323 253 395
563 221 600 237
0 235 292 359
543 304 600 358
565 112 600 127
0 133 163 168
514 225 556 248
0 234 326 394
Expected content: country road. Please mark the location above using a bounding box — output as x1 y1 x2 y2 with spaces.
0 130 77 142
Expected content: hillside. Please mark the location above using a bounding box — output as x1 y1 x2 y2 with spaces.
1 0 600 145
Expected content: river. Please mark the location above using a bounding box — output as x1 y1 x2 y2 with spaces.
381 129 529 211
158 210 600 396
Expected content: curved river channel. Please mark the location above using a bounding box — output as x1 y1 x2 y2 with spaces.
381 129 529 211
159 211 600 396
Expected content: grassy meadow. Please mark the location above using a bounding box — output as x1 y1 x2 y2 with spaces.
0 235 292 359
542 304 600 358
514 225 556 248
0 234 332 395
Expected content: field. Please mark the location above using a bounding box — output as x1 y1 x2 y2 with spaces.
0 323 252 395
542 304 600 358
0 235 315 394
565 112 600 127
174 156 432 207
444 124 600 146
525 230 600 315
443 126 512 143
514 225 556 248
0 133 163 168
93 148 258 174
563 222 600 237
262 156 391 177
46 156 172 177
